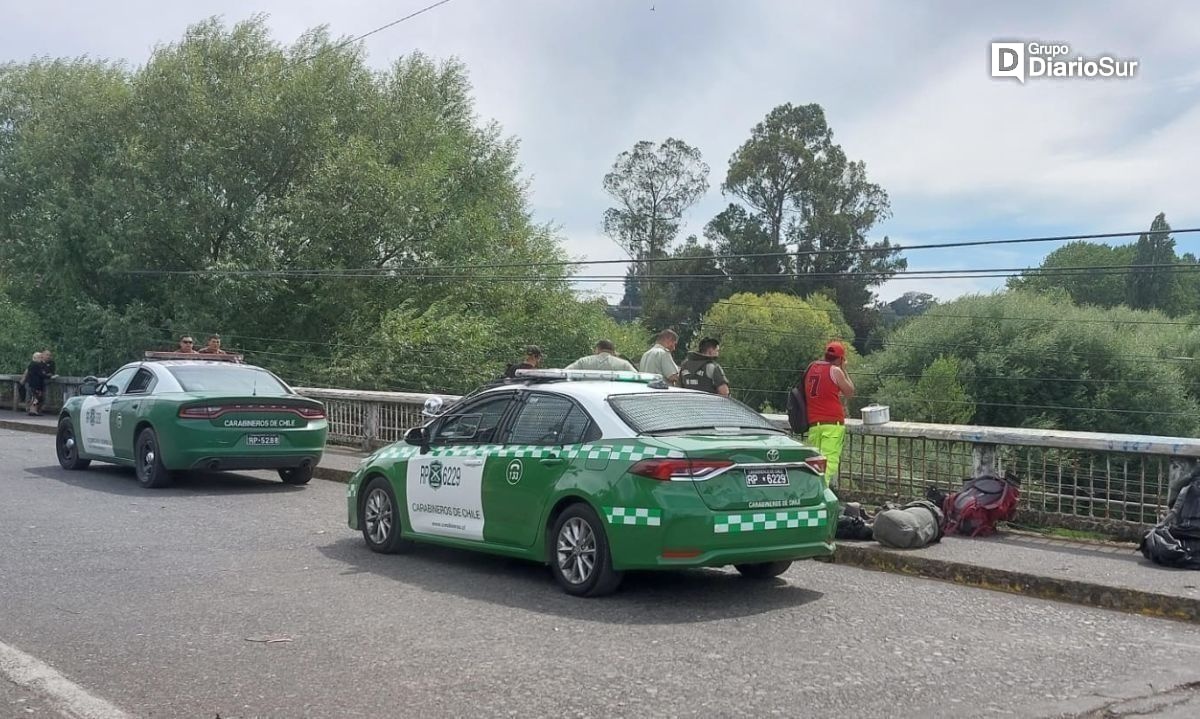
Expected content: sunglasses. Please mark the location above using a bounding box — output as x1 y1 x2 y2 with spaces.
182 340 194 344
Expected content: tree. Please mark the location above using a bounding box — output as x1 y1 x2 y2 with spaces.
1007 241 1136 308
603 138 711 260
1127 213 1178 312
704 204 783 295
859 291 1200 436
723 104 903 343
696 292 854 410
890 291 937 318
0 17 625 383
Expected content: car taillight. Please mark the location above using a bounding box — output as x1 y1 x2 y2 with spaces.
297 406 326 419
803 456 828 475
178 406 220 419
629 458 734 481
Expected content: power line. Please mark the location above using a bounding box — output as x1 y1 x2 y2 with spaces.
296 0 456 63
109 227 1200 277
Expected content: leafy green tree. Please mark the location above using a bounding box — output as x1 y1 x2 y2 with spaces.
0 17 613 383
696 292 854 409
1127 213 1181 313
1007 241 1136 308
723 104 903 342
875 356 975 424
704 204 783 295
861 291 1200 435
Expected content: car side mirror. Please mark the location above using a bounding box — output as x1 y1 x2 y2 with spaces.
79 377 99 396
404 426 430 454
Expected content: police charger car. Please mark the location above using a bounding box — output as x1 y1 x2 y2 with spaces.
55 352 329 488
346 369 837 596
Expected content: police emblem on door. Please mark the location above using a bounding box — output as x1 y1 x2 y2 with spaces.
506 459 523 485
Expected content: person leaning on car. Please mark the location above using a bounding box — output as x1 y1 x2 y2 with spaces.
565 340 637 372
678 337 730 396
803 341 855 487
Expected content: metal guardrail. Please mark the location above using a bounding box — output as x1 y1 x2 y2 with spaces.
5 374 1192 532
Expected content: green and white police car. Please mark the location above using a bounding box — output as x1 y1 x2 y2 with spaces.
346 369 837 597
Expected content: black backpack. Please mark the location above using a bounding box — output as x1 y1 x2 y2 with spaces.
1141 471 1200 569
786 363 816 435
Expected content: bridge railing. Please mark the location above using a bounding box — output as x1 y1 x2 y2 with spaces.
4 374 1188 537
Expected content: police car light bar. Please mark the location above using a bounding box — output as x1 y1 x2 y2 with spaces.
514 368 664 383
144 351 245 363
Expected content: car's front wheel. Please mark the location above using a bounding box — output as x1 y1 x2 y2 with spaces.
135 428 174 489
549 504 623 597
278 465 313 485
360 476 411 553
734 560 793 580
55 418 90 471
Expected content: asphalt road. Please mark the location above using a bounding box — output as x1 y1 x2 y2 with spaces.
3 428 1200 718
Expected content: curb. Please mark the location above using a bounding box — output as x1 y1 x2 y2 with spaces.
314 466 353 484
834 542 1200 624
0 419 56 436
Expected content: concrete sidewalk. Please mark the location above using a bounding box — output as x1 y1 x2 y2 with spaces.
6 409 1200 623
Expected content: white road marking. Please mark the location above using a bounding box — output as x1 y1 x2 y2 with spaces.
0 639 133 719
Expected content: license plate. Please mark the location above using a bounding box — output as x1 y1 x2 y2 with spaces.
247 434 280 447
745 468 789 487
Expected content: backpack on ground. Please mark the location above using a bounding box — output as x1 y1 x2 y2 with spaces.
872 500 945 549
1141 471 1200 569
934 472 1021 537
836 503 875 540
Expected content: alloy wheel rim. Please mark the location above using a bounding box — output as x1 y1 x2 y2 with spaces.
364 489 393 544
556 517 596 585
59 429 75 462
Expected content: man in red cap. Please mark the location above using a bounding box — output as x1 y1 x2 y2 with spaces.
802 340 856 486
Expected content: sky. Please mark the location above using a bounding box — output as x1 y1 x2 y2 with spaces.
3 0 1198 304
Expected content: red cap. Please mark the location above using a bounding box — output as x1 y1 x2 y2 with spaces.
825 341 846 359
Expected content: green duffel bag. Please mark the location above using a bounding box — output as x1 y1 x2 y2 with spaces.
872 500 945 549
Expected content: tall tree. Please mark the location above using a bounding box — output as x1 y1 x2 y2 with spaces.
704 204 783 295
603 139 709 310
1007 241 1136 308
1127 213 1177 312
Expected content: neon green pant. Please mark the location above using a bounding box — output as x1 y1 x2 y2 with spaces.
804 423 845 486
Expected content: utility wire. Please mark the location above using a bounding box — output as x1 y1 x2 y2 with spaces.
296 0 456 63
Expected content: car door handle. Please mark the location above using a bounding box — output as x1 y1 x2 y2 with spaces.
540 456 564 467
464 459 484 467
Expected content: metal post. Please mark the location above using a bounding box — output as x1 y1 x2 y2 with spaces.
363 402 381 451
972 443 999 478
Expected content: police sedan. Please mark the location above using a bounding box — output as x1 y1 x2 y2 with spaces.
55 353 328 488
346 369 836 596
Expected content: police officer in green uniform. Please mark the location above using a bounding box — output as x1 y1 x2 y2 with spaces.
678 337 730 396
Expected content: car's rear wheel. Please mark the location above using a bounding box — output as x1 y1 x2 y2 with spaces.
360 476 411 553
550 504 623 597
734 560 793 580
135 428 174 489
278 465 313 485
55 418 90 471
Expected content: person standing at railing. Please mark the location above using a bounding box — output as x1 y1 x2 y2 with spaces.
566 340 637 372
803 341 855 486
21 351 47 416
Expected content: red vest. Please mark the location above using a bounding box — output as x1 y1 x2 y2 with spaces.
804 361 845 423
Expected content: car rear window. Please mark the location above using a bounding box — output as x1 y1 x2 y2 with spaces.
166 366 290 395
608 393 783 435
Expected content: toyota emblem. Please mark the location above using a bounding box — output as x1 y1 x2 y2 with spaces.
766 449 779 462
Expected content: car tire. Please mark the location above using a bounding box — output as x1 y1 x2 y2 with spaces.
135 428 174 489
734 560 793 580
55 418 90 471
360 476 411 554
278 465 313 485
549 503 623 597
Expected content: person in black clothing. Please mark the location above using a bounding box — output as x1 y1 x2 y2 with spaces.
678 337 730 396
22 351 47 415
503 345 544 378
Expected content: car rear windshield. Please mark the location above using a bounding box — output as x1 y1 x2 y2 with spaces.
166 366 290 395
608 393 783 435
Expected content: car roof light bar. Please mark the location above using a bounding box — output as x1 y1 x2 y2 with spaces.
514 368 664 383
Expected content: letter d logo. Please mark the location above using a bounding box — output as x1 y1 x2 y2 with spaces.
991 42 1025 83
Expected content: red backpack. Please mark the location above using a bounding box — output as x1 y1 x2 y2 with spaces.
939 474 1020 537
